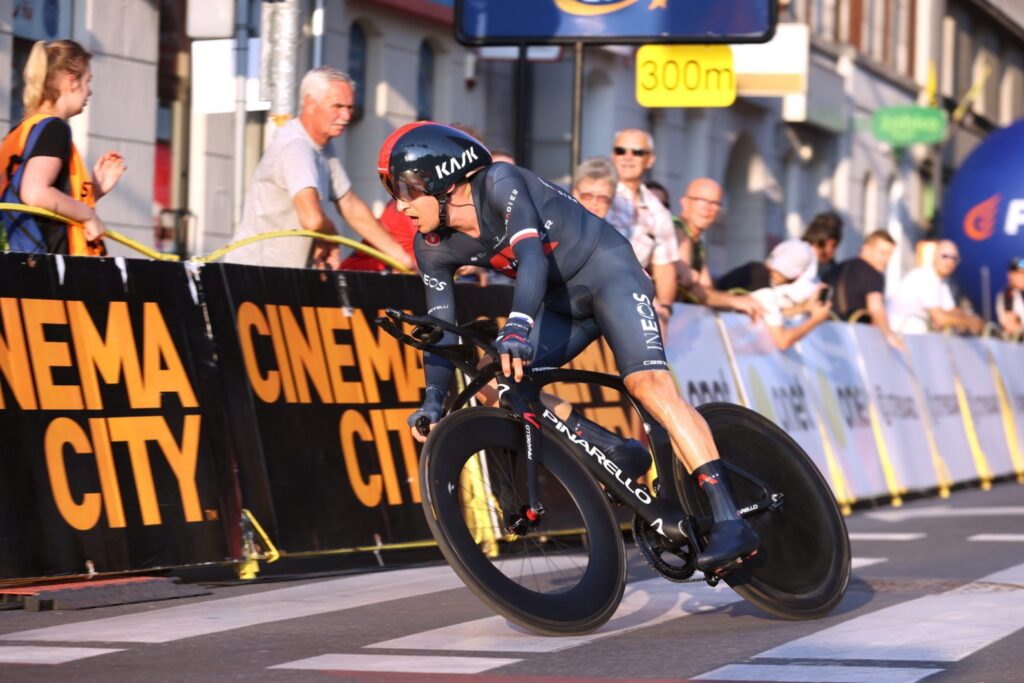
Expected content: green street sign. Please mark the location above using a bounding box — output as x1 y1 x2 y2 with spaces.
871 106 948 146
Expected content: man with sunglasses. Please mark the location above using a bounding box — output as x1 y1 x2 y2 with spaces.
379 122 760 573
889 240 983 335
996 257 1024 337
606 129 679 333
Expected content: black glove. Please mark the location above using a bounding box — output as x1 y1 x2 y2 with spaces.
408 385 445 435
496 316 534 363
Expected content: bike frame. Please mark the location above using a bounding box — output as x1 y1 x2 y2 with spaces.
375 309 780 548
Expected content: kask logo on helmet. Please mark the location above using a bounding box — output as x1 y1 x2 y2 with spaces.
435 147 480 180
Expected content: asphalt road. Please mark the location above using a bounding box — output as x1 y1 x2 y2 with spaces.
2 480 1024 682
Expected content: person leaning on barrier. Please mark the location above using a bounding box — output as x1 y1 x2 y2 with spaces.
826 230 905 350
995 256 1024 338
802 211 843 282
718 239 832 351
888 240 983 336
225 67 414 271
676 178 722 289
0 40 125 256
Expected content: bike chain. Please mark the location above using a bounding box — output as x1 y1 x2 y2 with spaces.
631 515 701 583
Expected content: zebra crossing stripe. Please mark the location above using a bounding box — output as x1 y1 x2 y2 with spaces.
847 533 926 541
865 506 1024 522
693 663 942 682
0 645 123 665
269 653 520 674
967 533 1024 542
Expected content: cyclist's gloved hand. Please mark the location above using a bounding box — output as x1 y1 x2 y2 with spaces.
496 315 533 382
408 385 445 438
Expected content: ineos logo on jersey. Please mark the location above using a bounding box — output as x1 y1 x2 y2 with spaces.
632 292 663 352
435 147 480 179
421 274 447 291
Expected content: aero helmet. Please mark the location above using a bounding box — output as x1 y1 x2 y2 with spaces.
378 122 492 226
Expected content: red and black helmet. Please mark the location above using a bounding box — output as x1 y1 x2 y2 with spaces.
377 121 492 201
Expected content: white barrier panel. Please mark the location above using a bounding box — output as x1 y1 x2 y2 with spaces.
848 325 947 493
947 336 1017 479
983 338 1024 481
795 322 890 501
665 304 742 407
902 335 982 484
718 313 854 506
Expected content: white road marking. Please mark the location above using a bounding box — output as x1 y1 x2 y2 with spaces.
269 653 519 674
848 533 926 541
851 557 887 569
753 561 1024 662
0 557 591 645
865 506 1024 523
968 533 1024 542
368 577 742 653
694 663 942 682
0 646 123 665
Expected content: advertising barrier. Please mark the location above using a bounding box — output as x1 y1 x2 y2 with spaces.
902 334 982 485
718 313 855 507
0 254 238 578
945 336 1016 480
4 252 1023 581
848 325 951 495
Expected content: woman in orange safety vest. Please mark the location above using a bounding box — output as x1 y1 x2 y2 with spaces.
0 40 125 256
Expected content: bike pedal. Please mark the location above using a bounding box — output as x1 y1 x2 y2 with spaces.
712 549 758 577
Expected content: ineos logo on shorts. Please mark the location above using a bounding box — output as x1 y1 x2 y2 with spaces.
435 147 480 179
421 274 447 291
632 292 663 352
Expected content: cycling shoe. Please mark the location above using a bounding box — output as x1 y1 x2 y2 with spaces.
696 519 760 574
605 439 651 481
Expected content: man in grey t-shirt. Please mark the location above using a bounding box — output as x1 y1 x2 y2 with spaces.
226 67 414 270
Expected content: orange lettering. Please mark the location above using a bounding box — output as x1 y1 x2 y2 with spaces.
385 408 421 504
45 417 101 531
0 297 38 409
88 417 126 528
266 305 298 403
340 409 381 507
370 410 403 504
68 300 145 410
150 415 203 522
317 307 365 404
22 298 83 410
279 306 332 404
106 417 162 525
352 309 422 403
237 302 280 403
140 303 198 409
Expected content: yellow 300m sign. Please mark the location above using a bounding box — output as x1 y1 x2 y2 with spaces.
636 45 737 108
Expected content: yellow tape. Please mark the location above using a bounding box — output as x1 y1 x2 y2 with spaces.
866 401 905 507
989 359 1024 484
195 229 413 273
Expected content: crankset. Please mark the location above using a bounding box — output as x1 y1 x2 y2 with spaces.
632 515 698 582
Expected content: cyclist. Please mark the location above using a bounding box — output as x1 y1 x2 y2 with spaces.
378 122 758 573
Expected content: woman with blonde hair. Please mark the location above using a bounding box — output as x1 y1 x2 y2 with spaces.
0 39 125 255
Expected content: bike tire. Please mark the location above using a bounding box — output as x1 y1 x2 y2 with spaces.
420 407 627 635
678 402 851 620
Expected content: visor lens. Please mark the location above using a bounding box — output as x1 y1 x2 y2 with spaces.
381 170 430 202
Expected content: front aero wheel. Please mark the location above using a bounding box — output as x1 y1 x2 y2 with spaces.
679 403 851 619
420 407 627 635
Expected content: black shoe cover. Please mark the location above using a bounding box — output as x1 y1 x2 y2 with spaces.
605 439 651 480
696 519 760 573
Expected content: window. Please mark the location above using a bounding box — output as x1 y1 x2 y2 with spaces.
348 22 367 123
417 41 435 121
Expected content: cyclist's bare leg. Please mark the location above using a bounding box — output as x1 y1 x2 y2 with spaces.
624 368 760 572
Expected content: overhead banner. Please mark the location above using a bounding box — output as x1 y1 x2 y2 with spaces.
0 254 237 579
848 325 948 493
718 313 854 506
901 335 983 484
946 335 1017 479
455 0 777 45
794 323 890 501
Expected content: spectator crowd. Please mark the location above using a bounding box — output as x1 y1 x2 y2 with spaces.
2 56 1018 345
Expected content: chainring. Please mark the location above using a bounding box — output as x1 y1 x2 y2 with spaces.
631 515 698 582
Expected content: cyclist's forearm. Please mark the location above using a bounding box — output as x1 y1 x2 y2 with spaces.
509 251 548 320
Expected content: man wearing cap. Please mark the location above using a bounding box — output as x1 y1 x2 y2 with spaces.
889 240 983 335
715 239 832 350
996 256 1024 337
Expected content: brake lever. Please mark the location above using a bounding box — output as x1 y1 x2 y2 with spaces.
414 415 431 438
